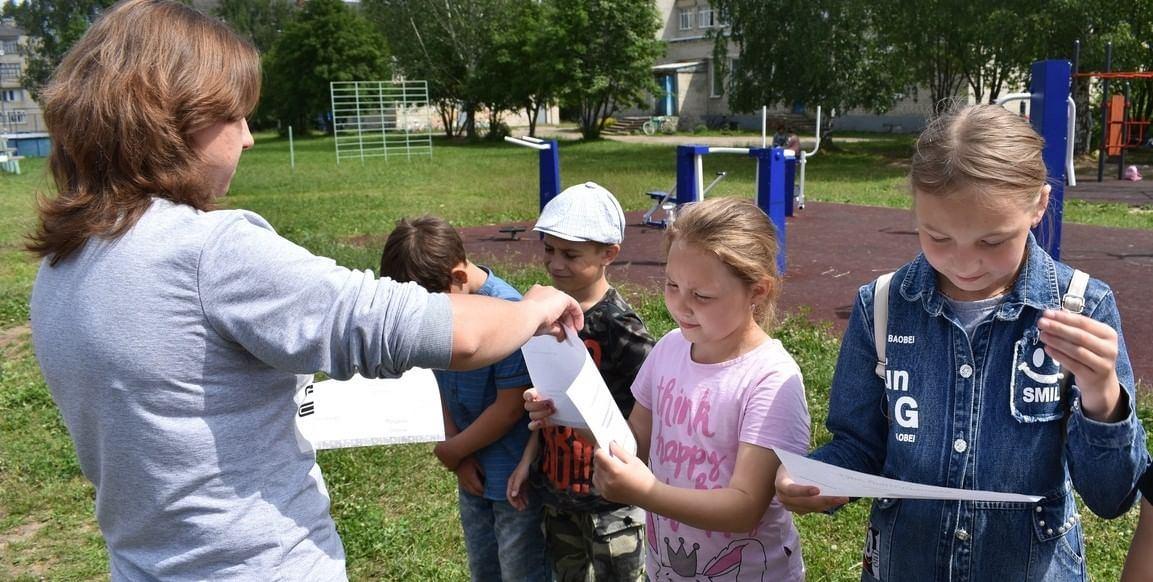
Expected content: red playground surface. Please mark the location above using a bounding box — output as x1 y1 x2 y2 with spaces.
460 202 1153 388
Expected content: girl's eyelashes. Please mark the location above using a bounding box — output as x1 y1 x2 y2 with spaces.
980 239 1006 247
693 292 712 301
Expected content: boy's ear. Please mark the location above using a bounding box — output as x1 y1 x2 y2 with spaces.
450 263 469 290
600 244 621 265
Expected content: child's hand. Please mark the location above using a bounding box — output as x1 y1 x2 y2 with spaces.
522 284 585 341
456 457 485 497
433 440 463 470
524 388 557 430
507 462 531 511
1038 309 1123 421
592 442 656 506
774 466 850 515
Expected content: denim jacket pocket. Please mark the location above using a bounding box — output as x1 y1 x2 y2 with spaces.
1027 489 1086 580
1010 328 1066 423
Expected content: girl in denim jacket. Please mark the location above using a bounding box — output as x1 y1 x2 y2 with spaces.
776 104 1145 581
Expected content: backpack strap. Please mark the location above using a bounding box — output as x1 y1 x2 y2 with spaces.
873 272 895 380
1062 269 1090 314
1058 269 1090 401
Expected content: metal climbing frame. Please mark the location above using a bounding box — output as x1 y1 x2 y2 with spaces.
330 80 434 163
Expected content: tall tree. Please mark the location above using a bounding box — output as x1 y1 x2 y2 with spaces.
3 0 116 99
366 0 505 139
711 0 910 121
551 0 663 139
480 0 563 137
213 0 294 53
262 0 390 134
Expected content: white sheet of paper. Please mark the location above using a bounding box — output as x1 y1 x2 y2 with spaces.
775 449 1042 503
522 326 637 456
294 368 445 451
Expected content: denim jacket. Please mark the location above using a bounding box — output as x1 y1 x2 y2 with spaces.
812 235 1145 582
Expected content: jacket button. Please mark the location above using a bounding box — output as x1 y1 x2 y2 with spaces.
1047 528 1054 535
1039 520 1046 527
1035 506 1043 513
955 529 970 541
959 364 973 378
953 438 968 453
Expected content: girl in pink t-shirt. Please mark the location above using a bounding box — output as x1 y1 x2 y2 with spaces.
528 197 811 580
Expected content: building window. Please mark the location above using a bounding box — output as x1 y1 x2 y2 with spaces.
0 63 19 81
0 41 20 56
678 8 695 31
5 110 26 125
710 59 724 97
698 6 716 28
1 89 20 102
710 58 739 98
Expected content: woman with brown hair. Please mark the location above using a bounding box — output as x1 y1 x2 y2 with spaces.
27 1 581 579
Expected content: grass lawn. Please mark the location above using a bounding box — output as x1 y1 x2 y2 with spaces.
1 132 1150 579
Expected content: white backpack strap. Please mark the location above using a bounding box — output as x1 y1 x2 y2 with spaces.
873 272 895 379
1062 269 1090 314
1057 269 1090 419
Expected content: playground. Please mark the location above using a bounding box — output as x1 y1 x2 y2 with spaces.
3 65 1153 582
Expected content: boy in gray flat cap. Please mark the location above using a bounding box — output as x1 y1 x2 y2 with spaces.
508 181 655 582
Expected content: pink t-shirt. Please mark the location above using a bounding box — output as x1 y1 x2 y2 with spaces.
632 330 810 581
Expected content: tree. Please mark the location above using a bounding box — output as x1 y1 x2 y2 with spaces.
481 0 564 137
551 0 663 139
3 0 117 99
262 0 390 134
710 0 910 122
366 0 504 139
213 0 294 54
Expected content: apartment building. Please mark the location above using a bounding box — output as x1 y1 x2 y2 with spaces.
0 19 45 134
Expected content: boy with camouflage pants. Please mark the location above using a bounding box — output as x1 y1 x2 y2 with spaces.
507 183 655 582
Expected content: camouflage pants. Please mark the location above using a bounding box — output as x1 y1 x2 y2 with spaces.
543 504 645 582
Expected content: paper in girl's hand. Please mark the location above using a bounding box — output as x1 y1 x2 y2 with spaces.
522 325 637 456
774 449 1042 502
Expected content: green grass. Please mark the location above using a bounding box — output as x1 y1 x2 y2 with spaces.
1 133 1148 580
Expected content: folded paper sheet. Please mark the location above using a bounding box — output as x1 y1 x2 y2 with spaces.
775 449 1042 503
522 327 637 456
294 368 445 451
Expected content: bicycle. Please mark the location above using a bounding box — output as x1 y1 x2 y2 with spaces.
641 115 676 136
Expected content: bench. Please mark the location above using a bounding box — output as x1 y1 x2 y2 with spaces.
0 151 23 175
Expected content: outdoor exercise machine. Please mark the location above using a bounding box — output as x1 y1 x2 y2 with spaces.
650 144 796 273
641 107 824 273
995 59 1075 259
502 135 561 239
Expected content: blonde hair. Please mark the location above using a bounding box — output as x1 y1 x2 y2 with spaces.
664 197 782 328
28 0 261 264
911 104 1047 207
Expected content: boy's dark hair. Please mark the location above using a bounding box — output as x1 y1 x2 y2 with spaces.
380 216 467 292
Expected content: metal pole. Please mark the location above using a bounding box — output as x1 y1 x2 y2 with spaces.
1072 40 1081 154
1097 42 1112 182
1119 82 1129 180
1029 60 1072 260
288 125 295 171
